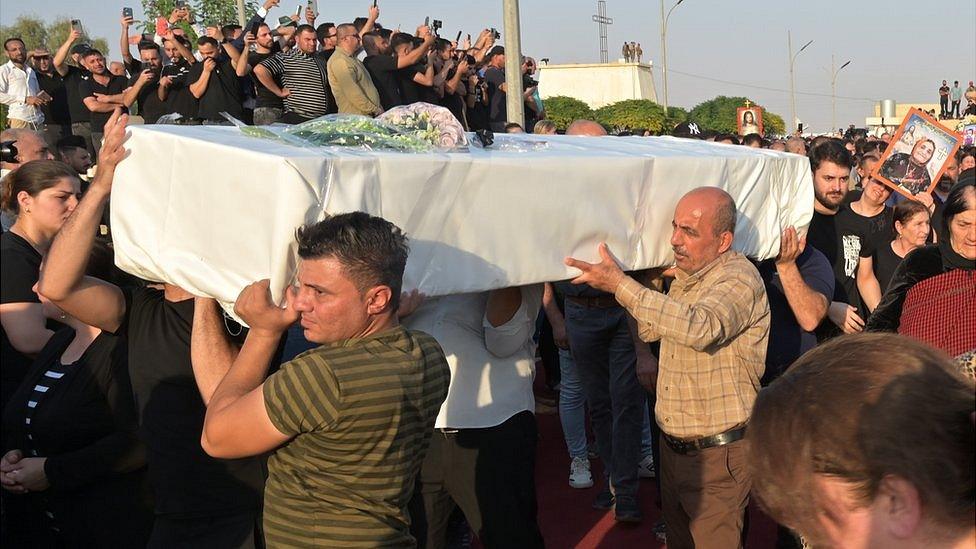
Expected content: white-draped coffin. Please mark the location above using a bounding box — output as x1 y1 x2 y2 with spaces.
111 126 813 317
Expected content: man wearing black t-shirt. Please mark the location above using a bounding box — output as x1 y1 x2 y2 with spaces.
189 37 244 123
79 50 128 154
123 42 167 124
484 46 508 132
805 140 872 339
362 29 434 111
39 110 265 549
159 34 197 122
391 33 437 107
244 23 283 125
52 30 94 156
28 48 71 147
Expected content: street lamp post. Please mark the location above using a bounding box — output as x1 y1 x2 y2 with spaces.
660 0 685 111
788 31 813 134
830 54 852 134
502 0 525 128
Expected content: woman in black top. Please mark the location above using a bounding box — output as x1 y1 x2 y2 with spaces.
857 199 931 313
1 244 152 547
0 160 81 412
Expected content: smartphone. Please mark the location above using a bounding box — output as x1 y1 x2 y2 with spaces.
307 0 318 16
424 16 430 27
455 30 462 42
294 6 302 17
373 0 377 7
122 7 133 18
37 90 52 102
249 21 261 38
71 19 83 33
174 0 186 7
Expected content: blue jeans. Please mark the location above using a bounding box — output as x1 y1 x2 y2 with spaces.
557 348 589 459
564 301 645 498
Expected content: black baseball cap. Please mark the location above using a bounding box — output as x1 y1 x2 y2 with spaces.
70 43 92 55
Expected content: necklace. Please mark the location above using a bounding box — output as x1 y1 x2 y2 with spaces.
9 224 48 255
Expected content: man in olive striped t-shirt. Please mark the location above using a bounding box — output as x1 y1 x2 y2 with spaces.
190 212 450 547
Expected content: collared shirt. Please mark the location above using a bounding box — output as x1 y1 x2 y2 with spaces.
0 60 44 124
615 251 769 439
326 47 382 116
403 285 542 429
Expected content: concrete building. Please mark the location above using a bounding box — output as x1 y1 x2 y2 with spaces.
537 62 657 108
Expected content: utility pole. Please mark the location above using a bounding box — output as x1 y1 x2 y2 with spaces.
591 1 614 64
660 0 685 111
788 31 813 133
830 54 852 134
503 0 525 128
236 0 246 26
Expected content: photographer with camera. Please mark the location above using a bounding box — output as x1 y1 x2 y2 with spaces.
1 128 55 231
1 38 48 131
362 25 435 111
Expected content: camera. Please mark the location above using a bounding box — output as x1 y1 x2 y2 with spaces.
1 141 19 164
431 19 442 35
490 28 500 40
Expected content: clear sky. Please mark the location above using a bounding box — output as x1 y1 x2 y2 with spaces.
3 0 974 132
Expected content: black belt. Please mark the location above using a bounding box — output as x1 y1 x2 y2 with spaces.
663 426 746 455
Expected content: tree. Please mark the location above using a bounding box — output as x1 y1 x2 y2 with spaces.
140 0 258 34
542 96 593 131
593 100 667 134
688 96 786 136
0 15 108 56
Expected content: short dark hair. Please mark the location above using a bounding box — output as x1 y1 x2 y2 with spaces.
196 36 219 49
295 24 316 37
941 177 975 236
434 38 451 53
82 48 104 59
316 22 336 43
137 40 159 52
56 134 87 150
352 17 368 32
809 138 852 173
221 24 242 41
361 32 382 55
741 133 763 147
296 212 409 310
1 160 78 214
390 33 414 51
4 37 25 51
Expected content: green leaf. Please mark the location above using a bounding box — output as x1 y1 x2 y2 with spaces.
542 96 594 131
688 96 786 136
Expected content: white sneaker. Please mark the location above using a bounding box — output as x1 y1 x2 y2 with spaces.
569 456 594 489
638 454 656 478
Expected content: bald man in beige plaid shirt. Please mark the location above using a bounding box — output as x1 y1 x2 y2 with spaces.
566 187 769 549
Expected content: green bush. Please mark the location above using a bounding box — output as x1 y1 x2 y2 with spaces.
688 96 786 136
593 99 668 134
542 96 593 131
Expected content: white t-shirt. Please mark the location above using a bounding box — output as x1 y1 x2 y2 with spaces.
403 285 542 429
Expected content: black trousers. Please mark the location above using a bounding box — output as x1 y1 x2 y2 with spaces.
279 111 314 125
940 96 949 116
147 510 263 549
419 411 544 549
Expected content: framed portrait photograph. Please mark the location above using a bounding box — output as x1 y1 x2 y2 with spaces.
963 124 976 146
736 106 764 137
870 108 962 200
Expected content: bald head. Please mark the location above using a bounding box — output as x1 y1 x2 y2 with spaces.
566 120 607 137
670 187 737 274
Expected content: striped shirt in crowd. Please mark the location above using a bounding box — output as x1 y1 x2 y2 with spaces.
262 326 450 547
259 49 331 119
615 251 770 439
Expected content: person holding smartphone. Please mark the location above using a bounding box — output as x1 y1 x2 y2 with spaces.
1 38 48 131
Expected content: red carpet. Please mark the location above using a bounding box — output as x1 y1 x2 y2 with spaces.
526 412 776 548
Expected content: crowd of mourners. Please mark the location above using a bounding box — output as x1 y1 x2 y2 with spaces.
0 3 974 549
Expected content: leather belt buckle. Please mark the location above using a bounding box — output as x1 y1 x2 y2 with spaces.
664 426 747 455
